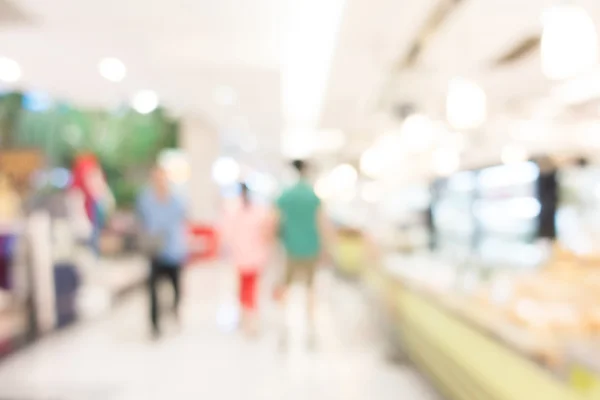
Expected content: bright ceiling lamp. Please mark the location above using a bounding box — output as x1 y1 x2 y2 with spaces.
400 114 436 152
315 174 333 200
131 90 159 114
0 57 21 83
212 157 240 186
281 127 315 159
501 144 528 165
98 58 126 82
360 133 403 178
360 147 384 179
446 77 486 130
330 163 357 188
541 4 598 80
432 148 460 176
281 0 346 157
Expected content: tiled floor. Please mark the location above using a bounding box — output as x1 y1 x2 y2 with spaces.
0 266 440 400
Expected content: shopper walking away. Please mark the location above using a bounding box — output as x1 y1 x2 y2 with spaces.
221 183 274 337
137 166 187 338
276 159 331 350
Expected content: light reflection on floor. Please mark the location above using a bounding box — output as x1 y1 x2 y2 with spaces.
0 266 440 400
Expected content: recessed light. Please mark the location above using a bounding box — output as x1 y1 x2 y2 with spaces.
98 58 126 82
0 57 21 83
131 90 159 114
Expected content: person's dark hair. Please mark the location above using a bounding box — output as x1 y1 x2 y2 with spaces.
292 159 306 175
239 182 250 207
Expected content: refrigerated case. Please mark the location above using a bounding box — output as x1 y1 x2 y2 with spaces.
556 162 600 256
378 184 431 253
431 161 550 270
474 161 547 270
432 171 477 262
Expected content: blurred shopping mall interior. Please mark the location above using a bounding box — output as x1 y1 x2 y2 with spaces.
1 0 600 399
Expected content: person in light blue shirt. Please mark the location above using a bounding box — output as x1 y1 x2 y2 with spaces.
137 166 187 337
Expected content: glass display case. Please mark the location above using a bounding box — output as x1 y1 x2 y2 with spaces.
474 162 547 270
432 171 476 262
556 163 600 256
379 184 431 253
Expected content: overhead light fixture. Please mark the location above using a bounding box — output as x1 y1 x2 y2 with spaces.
281 0 346 157
212 157 240 186
330 163 357 188
131 90 159 114
360 147 384 179
446 77 486 130
501 144 528 165
541 4 598 80
98 58 126 82
400 114 438 152
432 148 460 176
0 57 21 83
315 174 333 200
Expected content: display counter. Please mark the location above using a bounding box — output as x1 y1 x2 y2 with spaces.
568 343 600 398
333 228 367 277
366 255 590 400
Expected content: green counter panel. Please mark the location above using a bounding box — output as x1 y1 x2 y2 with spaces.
396 289 585 400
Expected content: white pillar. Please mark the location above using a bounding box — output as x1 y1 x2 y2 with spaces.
180 115 220 225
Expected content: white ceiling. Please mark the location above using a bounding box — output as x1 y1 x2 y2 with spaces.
4 0 600 172
3 0 283 153
320 0 600 174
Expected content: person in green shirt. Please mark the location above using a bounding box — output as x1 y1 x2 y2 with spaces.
275 159 331 349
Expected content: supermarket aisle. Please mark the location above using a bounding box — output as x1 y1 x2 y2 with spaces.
0 266 440 400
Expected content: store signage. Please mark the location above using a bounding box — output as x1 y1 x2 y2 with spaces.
0 149 43 193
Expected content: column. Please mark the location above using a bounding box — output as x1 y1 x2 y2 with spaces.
180 115 220 225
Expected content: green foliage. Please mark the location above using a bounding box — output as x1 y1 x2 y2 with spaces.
0 93 179 207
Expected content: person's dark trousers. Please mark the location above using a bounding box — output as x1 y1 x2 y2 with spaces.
149 258 182 335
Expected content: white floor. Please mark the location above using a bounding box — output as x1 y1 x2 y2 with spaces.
0 266 440 400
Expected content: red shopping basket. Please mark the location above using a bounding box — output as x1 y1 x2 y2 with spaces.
188 224 218 265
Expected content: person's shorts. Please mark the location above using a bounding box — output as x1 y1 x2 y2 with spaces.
284 258 318 287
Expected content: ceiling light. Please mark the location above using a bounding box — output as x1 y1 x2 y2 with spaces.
212 157 240 186
541 4 598 80
330 163 357 189
446 77 486 130
131 90 159 114
400 114 435 152
98 58 126 82
432 148 460 176
501 144 528 165
281 127 315 158
360 147 384 179
0 57 21 83
281 0 346 156
315 175 333 200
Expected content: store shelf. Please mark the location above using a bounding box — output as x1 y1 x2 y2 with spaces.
366 257 587 400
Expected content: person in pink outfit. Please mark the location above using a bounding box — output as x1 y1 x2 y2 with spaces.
221 182 274 336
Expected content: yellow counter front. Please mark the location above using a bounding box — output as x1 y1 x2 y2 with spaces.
365 265 588 400
334 235 365 277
